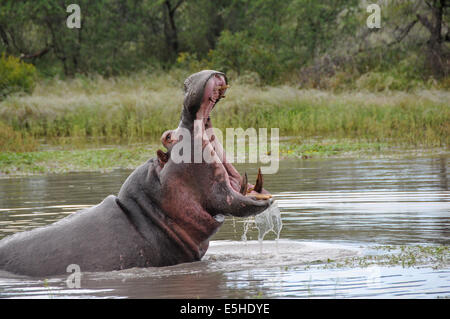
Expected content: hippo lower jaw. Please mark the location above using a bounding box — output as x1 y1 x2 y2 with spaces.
211 144 274 217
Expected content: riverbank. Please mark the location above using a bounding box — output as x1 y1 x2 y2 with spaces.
0 74 448 175
0 145 156 176
0 140 448 176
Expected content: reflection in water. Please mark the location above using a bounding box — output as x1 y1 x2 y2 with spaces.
0 241 449 299
0 171 125 236
0 156 449 298
214 157 450 245
438 156 448 190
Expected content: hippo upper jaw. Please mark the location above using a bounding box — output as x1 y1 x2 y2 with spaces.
169 70 273 218
179 70 228 130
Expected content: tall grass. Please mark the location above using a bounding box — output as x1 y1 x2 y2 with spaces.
214 86 449 147
0 71 189 150
0 71 448 152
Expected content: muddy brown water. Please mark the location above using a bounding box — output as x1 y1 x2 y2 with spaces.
0 156 448 298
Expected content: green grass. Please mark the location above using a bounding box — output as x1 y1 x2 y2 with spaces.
280 139 389 158
0 73 448 175
299 245 450 271
0 146 156 175
213 87 449 148
1 140 446 176
318 245 449 270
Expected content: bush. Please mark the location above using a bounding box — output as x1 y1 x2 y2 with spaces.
0 53 37 98
210 31 281 84
176 52 212 73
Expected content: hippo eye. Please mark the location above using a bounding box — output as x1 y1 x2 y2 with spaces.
166 133 171 141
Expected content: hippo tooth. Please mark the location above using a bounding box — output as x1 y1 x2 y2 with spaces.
246 194 272 200
240 172 248 195
254 168 263 193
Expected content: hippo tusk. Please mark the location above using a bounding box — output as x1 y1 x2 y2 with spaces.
216 85 229 99
240 172 248 195
254 168 263 193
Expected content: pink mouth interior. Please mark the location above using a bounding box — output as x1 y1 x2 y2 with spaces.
198 75 226 124
195 74 262 197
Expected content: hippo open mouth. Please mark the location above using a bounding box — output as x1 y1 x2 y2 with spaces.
197 73 271 201
159 70 273 215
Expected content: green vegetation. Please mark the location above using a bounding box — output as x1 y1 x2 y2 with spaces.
0 121 38 153
0 72 185 152
0 139 446 176
0 74 448 152
0 72 448 175
214 87 449 147
0 1 448 84
280 140 389 159
0 1 448 174
0 53 36 98
319 245 449 270
0 146 156 175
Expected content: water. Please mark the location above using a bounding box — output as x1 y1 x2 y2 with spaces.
0 156 449 298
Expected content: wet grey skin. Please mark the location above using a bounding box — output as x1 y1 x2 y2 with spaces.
0 70 273 277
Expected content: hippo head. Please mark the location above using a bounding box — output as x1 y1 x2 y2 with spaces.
156 70 273 222
118 70 273 262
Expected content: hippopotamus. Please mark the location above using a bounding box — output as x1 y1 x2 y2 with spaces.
0 70 273 277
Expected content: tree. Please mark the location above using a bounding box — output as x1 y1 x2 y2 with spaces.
373 0 449 78
159 0 185 63
416 0 449 78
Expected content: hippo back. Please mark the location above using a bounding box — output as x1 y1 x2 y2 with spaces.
0 196 154 276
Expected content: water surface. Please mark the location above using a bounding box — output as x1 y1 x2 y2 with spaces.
0 156 448 298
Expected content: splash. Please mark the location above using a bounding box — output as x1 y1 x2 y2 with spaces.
241 202 283 252
255 202 282 241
